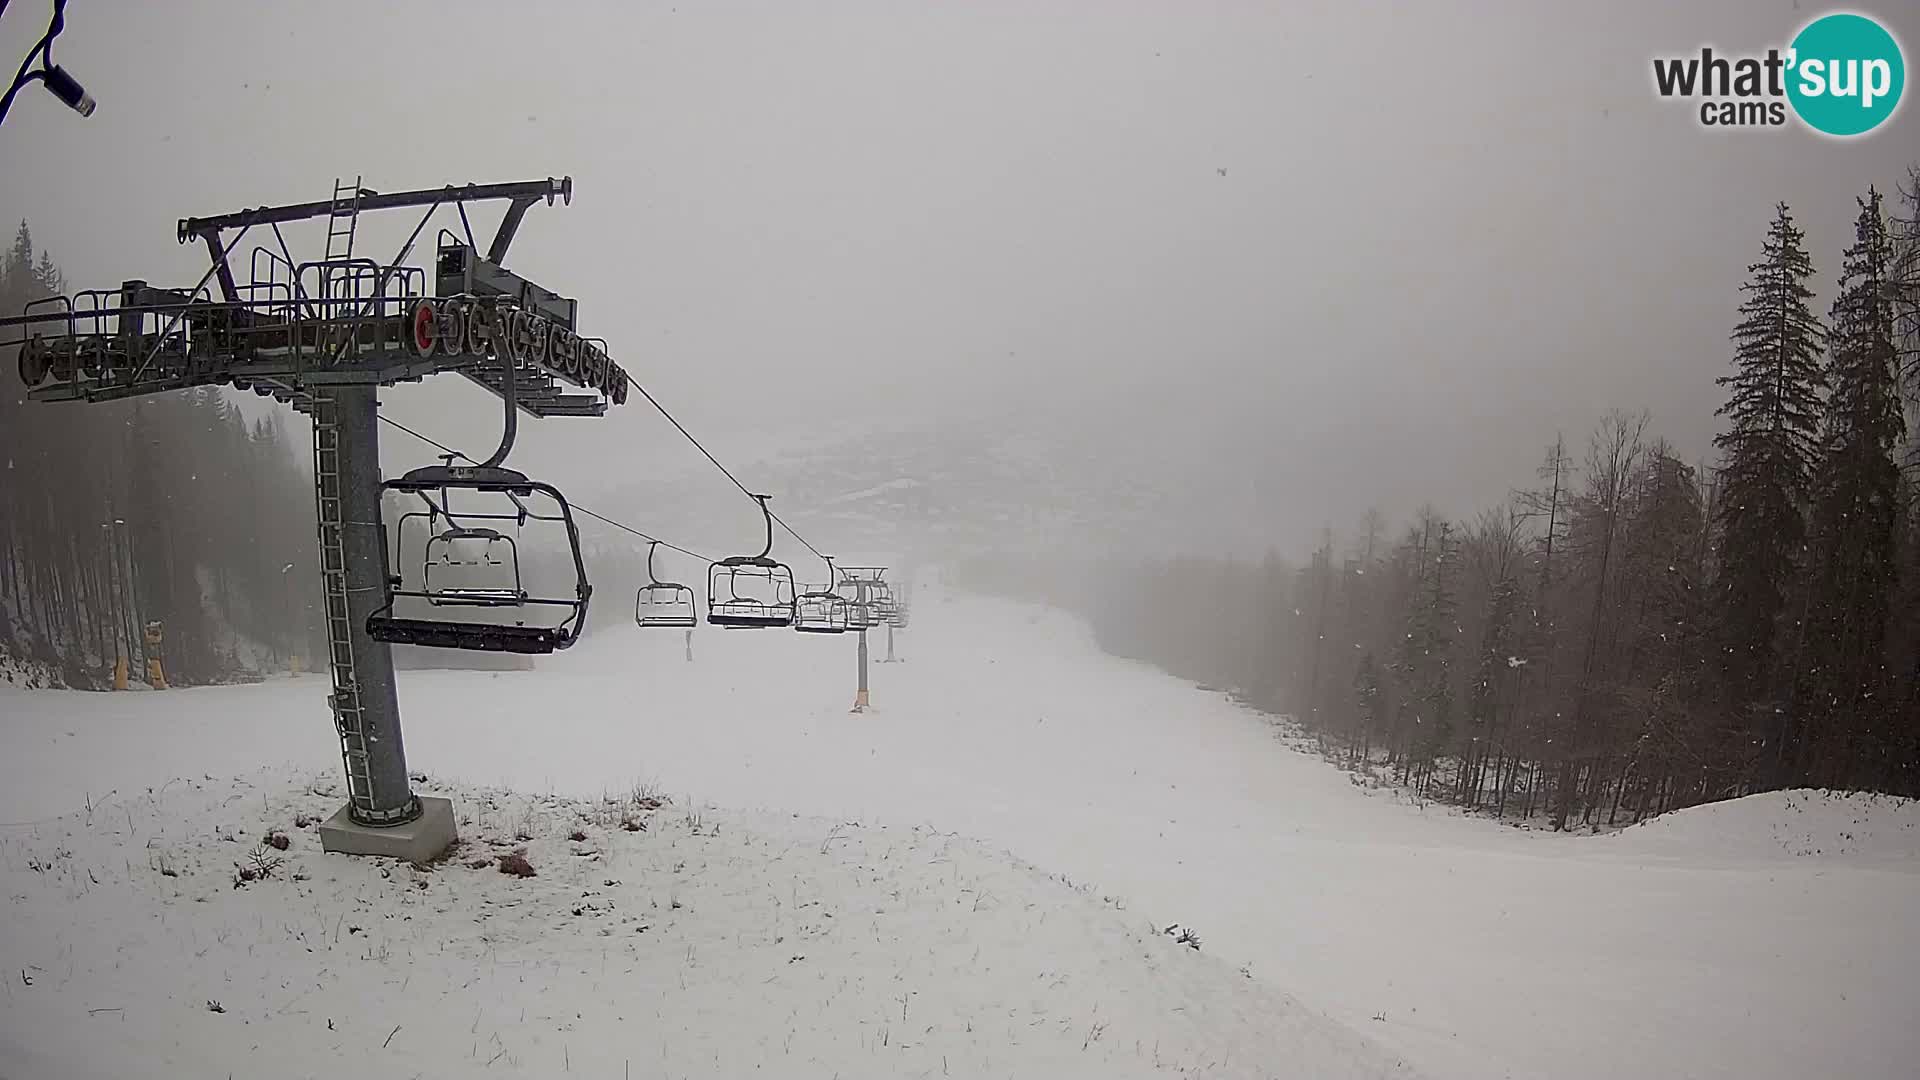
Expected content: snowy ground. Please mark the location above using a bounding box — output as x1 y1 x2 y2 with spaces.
3 578 1917 1080
1 770 1402 1080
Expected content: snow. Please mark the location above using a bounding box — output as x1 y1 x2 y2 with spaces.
1 770 1404 1079
3 577 1917 1080
1598 788 1920 865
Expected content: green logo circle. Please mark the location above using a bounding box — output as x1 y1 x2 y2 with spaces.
1786 13 1905 136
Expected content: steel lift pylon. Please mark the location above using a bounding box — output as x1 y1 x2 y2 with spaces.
2 175 629 861
836 566 890 712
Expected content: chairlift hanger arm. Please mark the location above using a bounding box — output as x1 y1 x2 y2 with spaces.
750 494 775 560
479 339 518 468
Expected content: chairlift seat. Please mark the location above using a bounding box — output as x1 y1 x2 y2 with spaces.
705 497 797 630
427 586 528 607
635 540 700 629
366 615 573 654
794 590 850 634
637 581 698 629
372 461 591 654
708 600 795 629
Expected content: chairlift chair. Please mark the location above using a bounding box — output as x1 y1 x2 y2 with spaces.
839 581 879 631
888 573 911 628
843 598 877 631
706 495 796 629
867 580 899 623
794 555 852 634
635 540 698 629
423 526 526 606
835 567 889 631
368 458 591 654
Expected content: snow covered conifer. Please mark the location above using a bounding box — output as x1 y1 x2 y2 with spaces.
1710 203 1825 771
1795 188 1906 785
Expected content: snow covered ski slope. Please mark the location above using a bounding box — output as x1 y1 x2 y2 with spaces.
3 579 1916 1080
1 769 1409 1080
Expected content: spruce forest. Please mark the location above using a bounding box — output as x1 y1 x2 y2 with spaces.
1 222 320 688
967 176 1920 825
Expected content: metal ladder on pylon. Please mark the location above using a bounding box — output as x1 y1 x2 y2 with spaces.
310 392 375 815
325 176 363 263
319 177 363 320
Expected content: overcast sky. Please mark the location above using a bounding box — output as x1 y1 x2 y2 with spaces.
3 1 1913 555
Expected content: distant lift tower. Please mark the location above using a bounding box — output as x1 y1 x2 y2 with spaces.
1 176 629 861
836 566 890 712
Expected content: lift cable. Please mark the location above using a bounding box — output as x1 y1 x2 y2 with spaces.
572 505 709 564
617 370 828 562
373 412 713 563
370 413 463 461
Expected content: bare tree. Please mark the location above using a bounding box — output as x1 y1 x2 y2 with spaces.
1553 409 1649 829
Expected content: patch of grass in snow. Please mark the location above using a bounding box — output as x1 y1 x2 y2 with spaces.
580 781 668 833
231 841 284 887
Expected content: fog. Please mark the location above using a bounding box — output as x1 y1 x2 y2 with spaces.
4 0 1911 557
6 9 1920 1077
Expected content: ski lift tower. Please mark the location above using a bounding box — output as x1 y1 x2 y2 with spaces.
1 176 629 861
836 566 889 712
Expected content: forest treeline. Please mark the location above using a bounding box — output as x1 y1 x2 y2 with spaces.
962 176 1920 826
2 222 321 688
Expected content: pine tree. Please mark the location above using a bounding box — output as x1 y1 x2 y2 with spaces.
1712 203 1826 780
1393 514 1457 791
1466 552 1520 806
1797 188 1907 786
1353 651 1383 764
6 221 31 282
1615 444 1714 816
1293 532 1337 735
34 251 62 295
